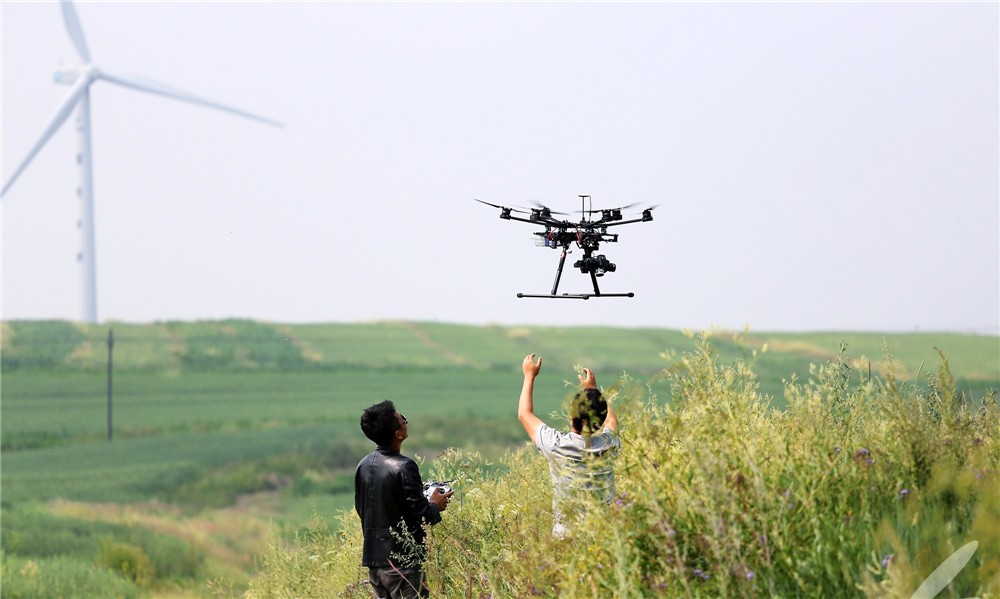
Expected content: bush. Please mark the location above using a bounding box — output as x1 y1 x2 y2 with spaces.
243 335 999 598
96 540 154 588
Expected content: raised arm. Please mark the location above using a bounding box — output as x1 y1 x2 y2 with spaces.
518 353 545 444
579 367 618 433
603 402 619 433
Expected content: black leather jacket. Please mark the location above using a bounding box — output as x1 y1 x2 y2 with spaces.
354 447 442 568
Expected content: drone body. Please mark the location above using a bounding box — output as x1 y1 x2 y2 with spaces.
476 195 656 299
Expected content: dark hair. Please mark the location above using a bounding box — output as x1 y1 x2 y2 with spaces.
570 388 608 435
360 400 399 447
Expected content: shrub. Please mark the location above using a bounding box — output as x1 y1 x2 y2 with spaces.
96 539 154 588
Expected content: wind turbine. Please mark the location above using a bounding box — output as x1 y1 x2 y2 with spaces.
0 0 282 324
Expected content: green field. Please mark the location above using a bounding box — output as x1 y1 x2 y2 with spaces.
1 320 997 597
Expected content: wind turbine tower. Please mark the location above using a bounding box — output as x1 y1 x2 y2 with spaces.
0 0 282 323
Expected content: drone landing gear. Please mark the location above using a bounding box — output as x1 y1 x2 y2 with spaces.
516 293 635 300
516 247 634 300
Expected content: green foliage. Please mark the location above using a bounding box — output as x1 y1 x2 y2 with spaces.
2 321 996 597
4 321 995 384
242 514 368 599
1 506 123 559
244 335 999 598
1 554 143 599
150 448 364 511
0 368 560 451
96 540 154 587
1 426 369 506
1 505 206 586
166 320 314 370
0 321 87 369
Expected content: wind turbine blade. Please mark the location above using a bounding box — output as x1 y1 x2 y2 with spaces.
60 0 91 62
96 68 284 127
1 75 92 198
909 541 978 598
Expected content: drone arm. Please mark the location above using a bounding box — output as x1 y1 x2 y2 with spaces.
603 214 653 228
504 214 567 228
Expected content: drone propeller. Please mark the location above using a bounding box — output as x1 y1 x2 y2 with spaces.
475 199 531 214
523 200 569 216
575 202 640 215
474 198 503 209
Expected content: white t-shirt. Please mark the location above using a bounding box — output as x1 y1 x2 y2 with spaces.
535 424 621 536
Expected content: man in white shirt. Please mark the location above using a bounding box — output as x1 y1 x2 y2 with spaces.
517 353 621 538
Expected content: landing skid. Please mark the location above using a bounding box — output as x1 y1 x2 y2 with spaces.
517 246 635 299
517 292 634 300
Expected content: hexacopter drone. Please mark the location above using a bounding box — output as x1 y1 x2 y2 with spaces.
476 194 655 299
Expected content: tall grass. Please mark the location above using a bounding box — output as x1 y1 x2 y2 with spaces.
0 554 143 599
243 334 998 598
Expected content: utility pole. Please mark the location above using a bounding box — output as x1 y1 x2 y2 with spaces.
107 327 113 440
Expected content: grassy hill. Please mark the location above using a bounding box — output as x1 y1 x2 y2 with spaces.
1 320 997 597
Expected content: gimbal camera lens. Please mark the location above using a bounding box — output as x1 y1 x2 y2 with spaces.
574 255 616 277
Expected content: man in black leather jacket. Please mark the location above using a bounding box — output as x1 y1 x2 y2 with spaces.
355 400 452 598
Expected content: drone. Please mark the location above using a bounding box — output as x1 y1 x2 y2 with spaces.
476 195 655 299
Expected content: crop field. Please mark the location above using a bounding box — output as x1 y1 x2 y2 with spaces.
1 319 997 597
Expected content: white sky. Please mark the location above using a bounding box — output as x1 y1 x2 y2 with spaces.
1 1 997 333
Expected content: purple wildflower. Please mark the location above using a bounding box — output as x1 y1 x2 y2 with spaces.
899 488 909 499
881 553 894 568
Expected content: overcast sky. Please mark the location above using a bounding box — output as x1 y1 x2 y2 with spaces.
2 1 997 333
